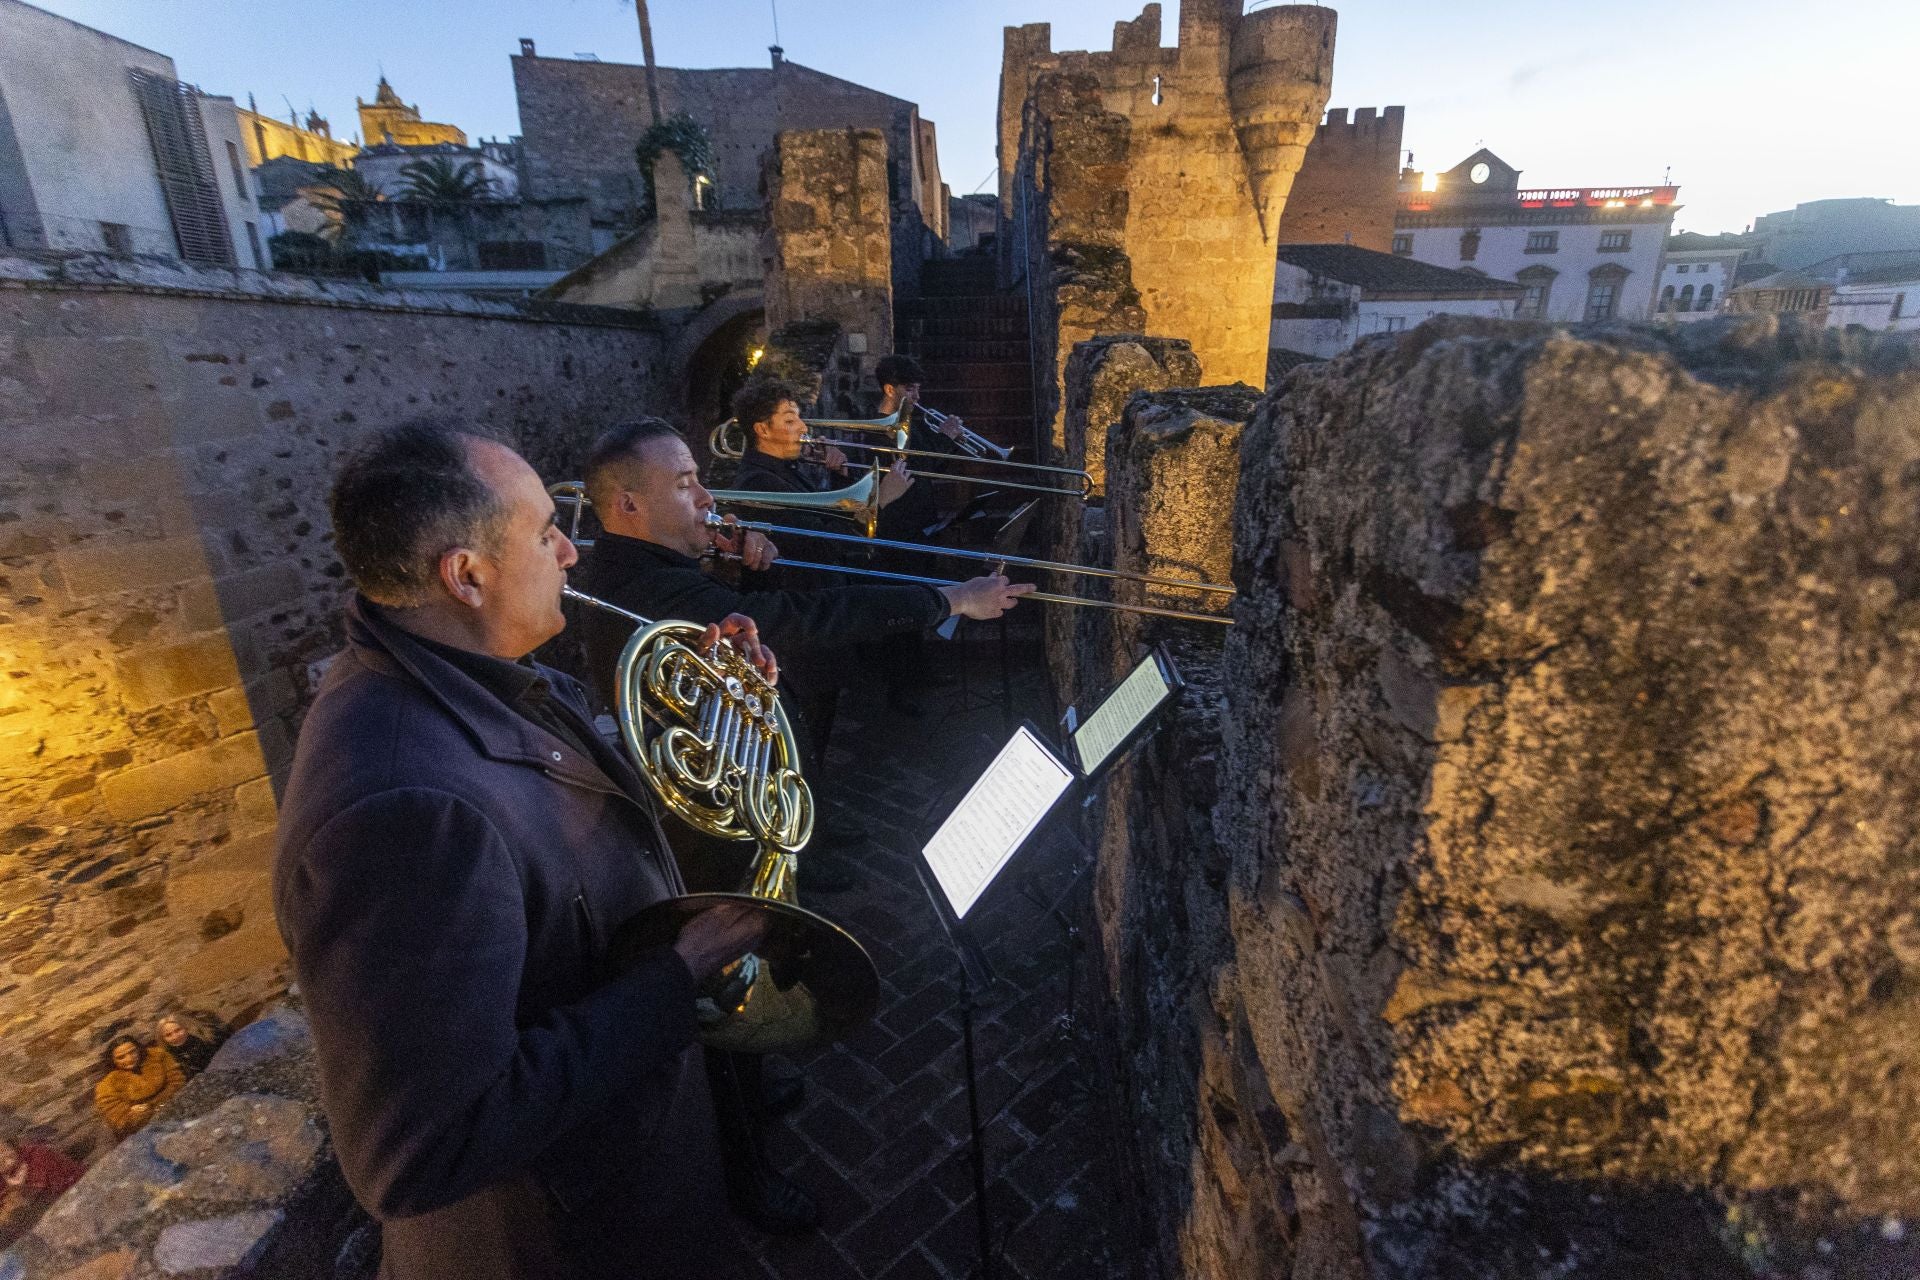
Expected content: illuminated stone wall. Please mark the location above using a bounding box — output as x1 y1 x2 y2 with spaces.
0 253 665 1153
764 128 894 383
1000 2 1334 391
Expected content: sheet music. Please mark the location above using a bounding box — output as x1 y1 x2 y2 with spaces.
923 727 1074 920
1072 651 1174 776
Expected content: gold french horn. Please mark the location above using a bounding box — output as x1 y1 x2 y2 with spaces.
561 586 879 1053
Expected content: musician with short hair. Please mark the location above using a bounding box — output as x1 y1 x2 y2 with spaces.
577 416 1028 719
274 421 768 1279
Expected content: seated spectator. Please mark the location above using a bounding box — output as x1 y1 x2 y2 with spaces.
0 1130 84 1246
156 1014 218 1079
92 1035 183 1138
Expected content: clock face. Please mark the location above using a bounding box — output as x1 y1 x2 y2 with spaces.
1470 162 1491 185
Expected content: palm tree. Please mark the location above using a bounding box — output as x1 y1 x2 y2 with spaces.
396 157 496 204
305 166 382 243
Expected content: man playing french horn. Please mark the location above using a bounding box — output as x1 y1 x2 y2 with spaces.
274 422 770 1279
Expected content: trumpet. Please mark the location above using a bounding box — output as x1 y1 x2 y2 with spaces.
707 420 1091 501
559 586 880 1052
918 404 1014 463
697 512 1234 626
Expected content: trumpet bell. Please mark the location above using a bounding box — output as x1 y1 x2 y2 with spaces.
612 893 881 1054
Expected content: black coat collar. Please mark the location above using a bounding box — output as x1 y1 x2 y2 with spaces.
343 596 627 798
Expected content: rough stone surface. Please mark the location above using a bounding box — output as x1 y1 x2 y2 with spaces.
1010 72 1144 475
1090 315 1920 1278
1001 2 1334 387
764 128 894 385
151 1212 280 1275
1046 337 1206 694
0 254 666 1153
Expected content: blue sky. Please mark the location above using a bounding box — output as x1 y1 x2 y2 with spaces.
30 1 1920 235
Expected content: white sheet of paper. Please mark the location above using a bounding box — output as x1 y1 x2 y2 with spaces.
922 726 1074 920
1072 651 1174 776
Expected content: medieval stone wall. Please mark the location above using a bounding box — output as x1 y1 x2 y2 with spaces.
1045 336 1201 693
512 52 937 303
1000 2 1333 388
1012 72 1144 471
1274 106 1405 252
0 253 666 1153
764 129 894 383
1084 315 1920 1278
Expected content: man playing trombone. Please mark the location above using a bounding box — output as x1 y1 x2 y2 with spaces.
576 416 1031 744
573 416 1029 1234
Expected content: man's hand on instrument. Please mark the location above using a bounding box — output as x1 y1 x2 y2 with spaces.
710 515 779 571
877 456 915 507
939 573 1037 620
934 412 966 442
820 444 850 474
673 902 769 983
699 614 779 684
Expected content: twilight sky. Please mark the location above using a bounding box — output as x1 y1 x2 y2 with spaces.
31 0 1920 236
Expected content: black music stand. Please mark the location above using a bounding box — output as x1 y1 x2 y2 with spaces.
915 724 1078 1280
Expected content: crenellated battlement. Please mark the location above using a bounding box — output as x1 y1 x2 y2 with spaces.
999 4 1334 392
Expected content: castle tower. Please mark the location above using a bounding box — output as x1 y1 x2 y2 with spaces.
1000 4 1335 387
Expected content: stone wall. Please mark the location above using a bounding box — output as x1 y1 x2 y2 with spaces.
1064 382 1253 1280
511 50 939 302
1088 315 1920 1278
1273 106 1405 252
1012 73 1144 469
764 129 893 385
1045 337 1203 703
543 154 765 315
1000 2 1333 387
0 252 667 1154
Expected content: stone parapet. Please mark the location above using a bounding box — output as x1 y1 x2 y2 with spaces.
1055 383 1251 720
1047 337 1204 687
1229 315 1918 1275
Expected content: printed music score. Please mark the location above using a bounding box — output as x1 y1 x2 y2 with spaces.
923 726 1075 920
1072 651 1175 776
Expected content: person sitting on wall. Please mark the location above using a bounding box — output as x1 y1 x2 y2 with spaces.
0 1129 85 1247
92 1034 185 1139
156 1014 220 1079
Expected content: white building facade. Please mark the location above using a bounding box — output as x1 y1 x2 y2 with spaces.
1271 243 1522 359
1394 150 1676 324
1654 234 1753 323
0 0 263 268
1825 265 1920 334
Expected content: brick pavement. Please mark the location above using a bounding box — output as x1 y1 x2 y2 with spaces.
735 623 1139 1280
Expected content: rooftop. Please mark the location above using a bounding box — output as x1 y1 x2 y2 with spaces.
1277 244 1525 296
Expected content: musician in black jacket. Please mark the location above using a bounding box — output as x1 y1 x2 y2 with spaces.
576 416 1029 732
275 422 768 1279
573 416 1028 1236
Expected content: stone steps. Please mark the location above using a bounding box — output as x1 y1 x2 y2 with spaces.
899 260 1036 455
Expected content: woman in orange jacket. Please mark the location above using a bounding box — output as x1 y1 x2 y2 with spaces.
92 1035 184 1138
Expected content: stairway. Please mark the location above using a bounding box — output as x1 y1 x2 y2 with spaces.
895 257 1036 457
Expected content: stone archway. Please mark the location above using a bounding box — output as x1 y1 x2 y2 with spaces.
676 295 765 459
668 290 764 410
